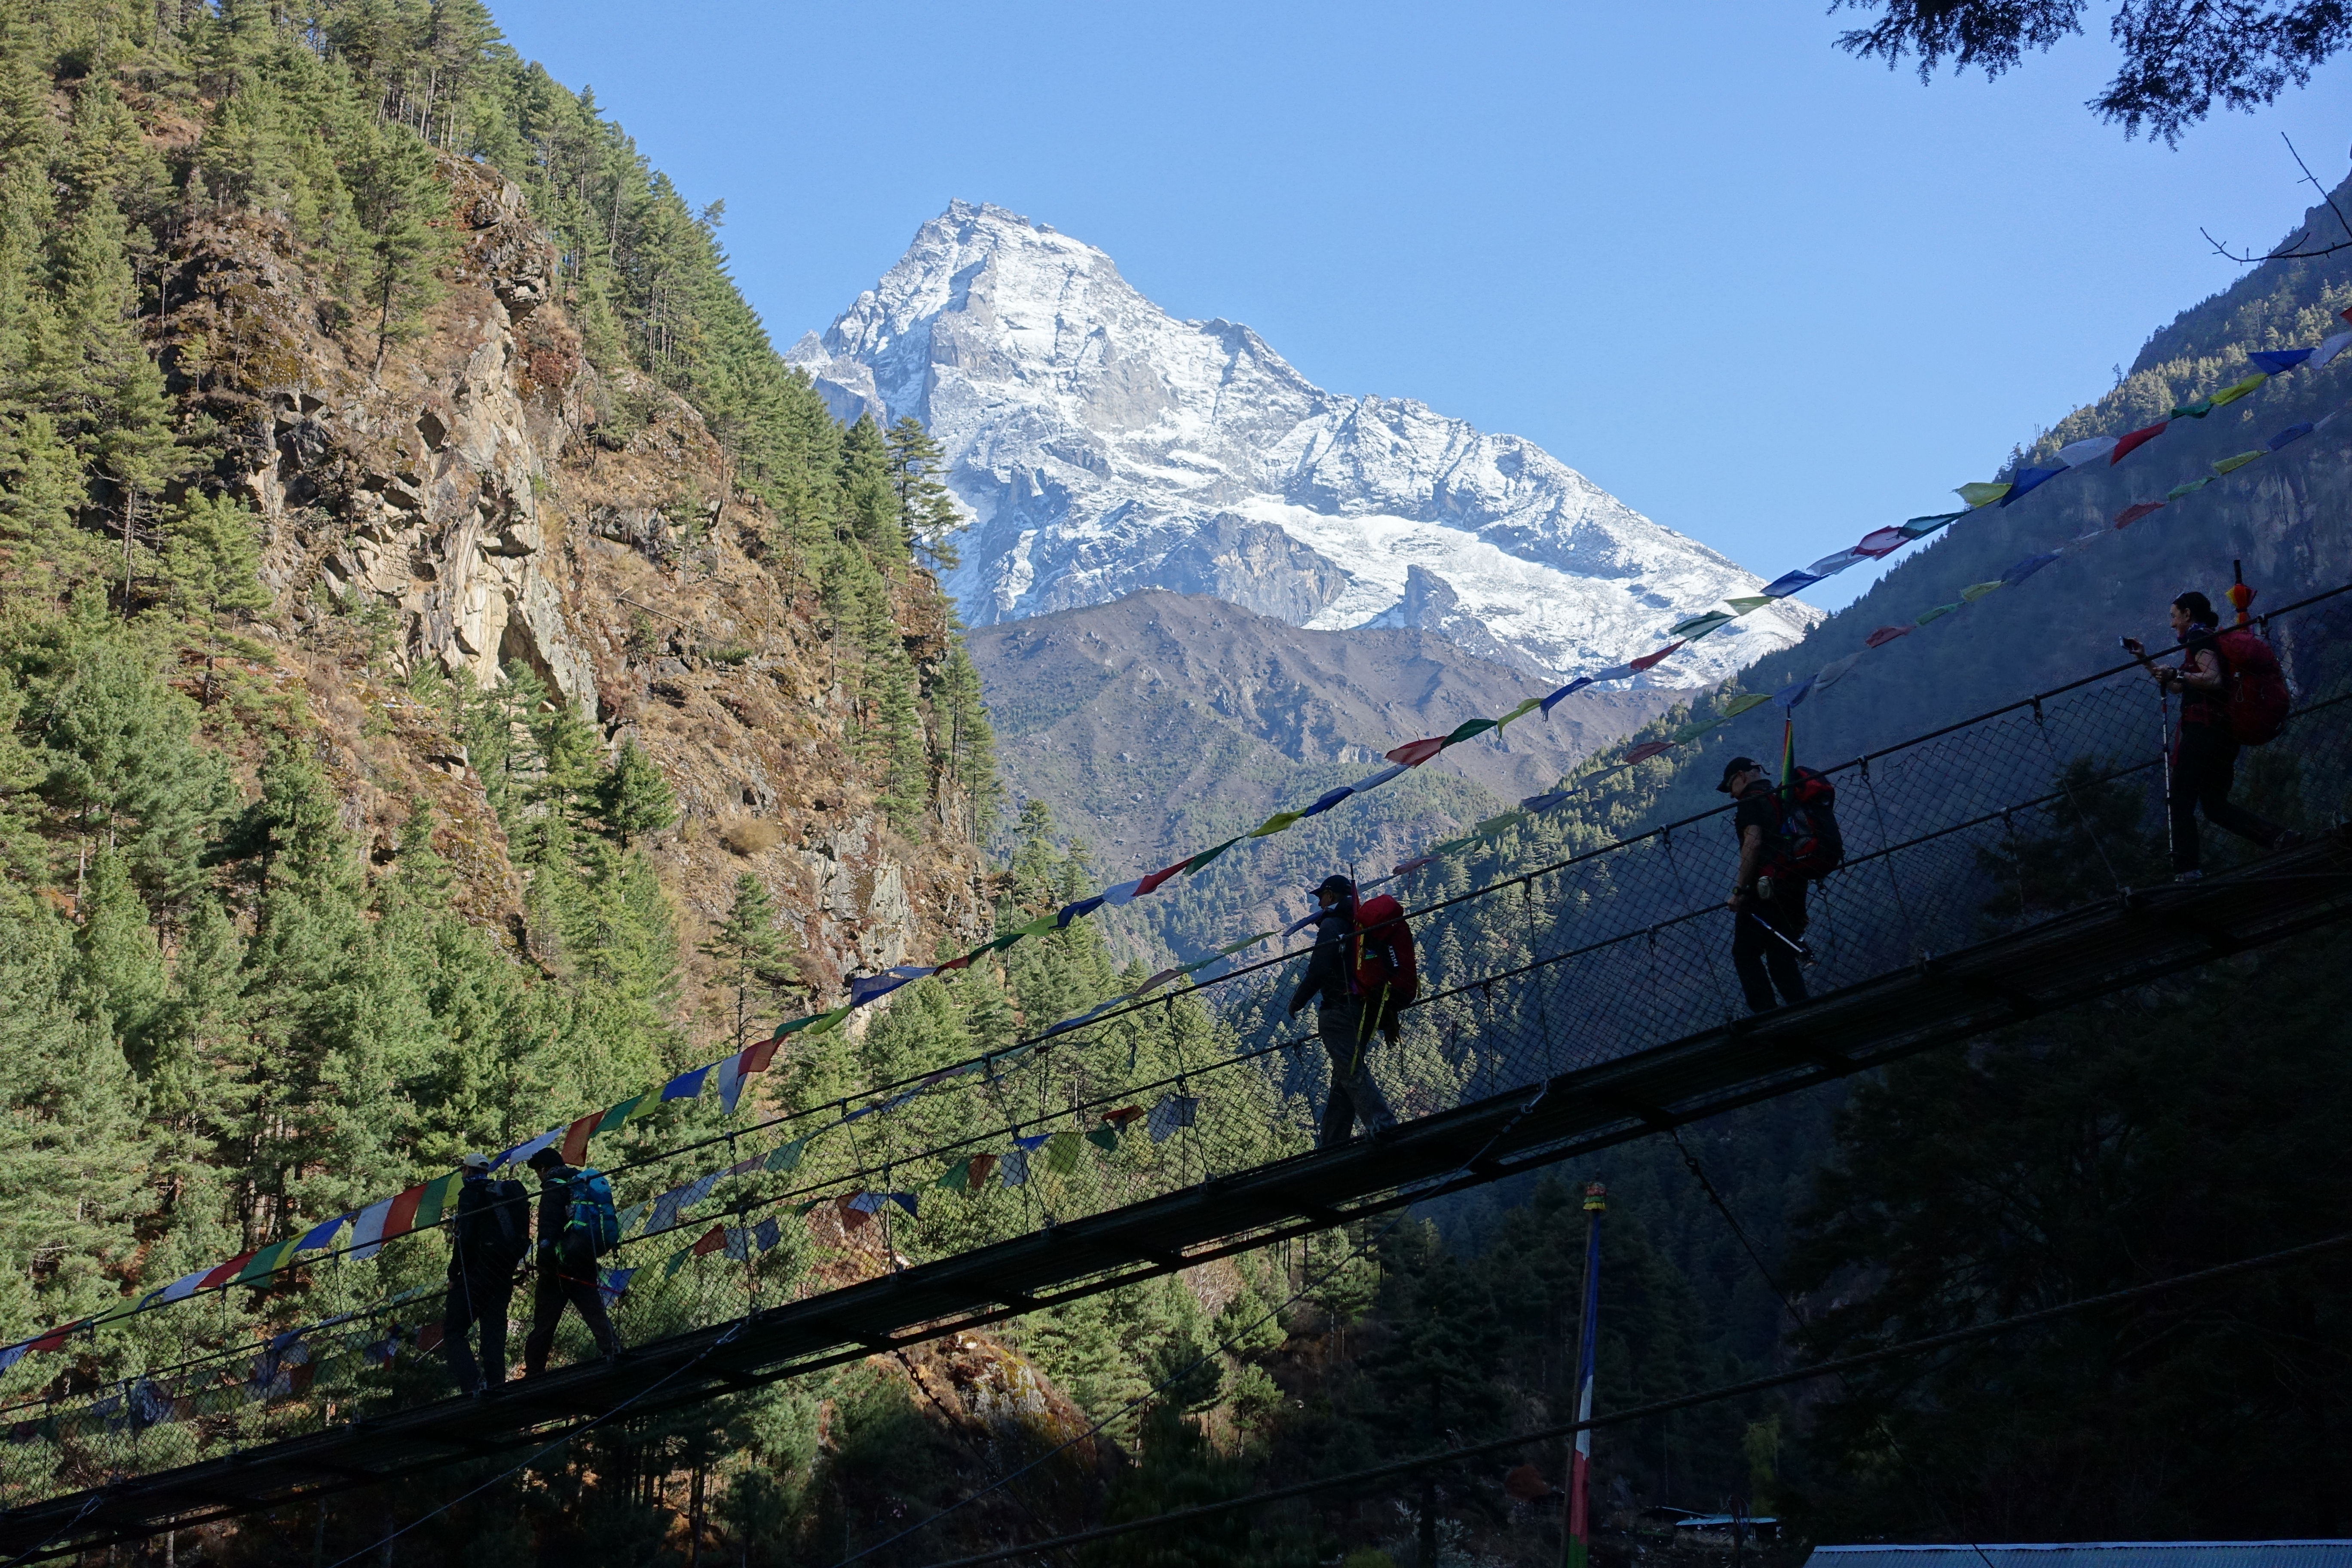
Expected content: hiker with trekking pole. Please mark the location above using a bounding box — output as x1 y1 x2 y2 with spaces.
1287 874 1405 1148
2121 577 2300 883
1718 754 1841 1013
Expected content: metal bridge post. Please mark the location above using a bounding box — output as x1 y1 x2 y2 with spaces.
1562 1180 1606 1568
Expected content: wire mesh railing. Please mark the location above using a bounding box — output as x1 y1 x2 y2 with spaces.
7 588 2352 1511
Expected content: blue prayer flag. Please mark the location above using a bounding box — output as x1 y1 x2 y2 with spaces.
1997 466 2067 505
1301 785 1354 818
2268 421 2315 451
662 1064 712 1102
1539 677 1593 716
2001 551 2061 586
2248 349 2313 375
1774 675 1815 710
296 1214 350 1253
1054 895 1106 929
1759 570 1823 599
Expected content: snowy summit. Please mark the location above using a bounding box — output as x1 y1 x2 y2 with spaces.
789 201 1817 683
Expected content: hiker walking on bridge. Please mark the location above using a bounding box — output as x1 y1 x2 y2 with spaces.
1288 874 1398 1148
442 1152 530 1394
1720 757 1811 1014
522 1146 623 1375
2132 590 2297 882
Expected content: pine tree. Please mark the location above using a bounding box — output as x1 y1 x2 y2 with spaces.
343 121 450 375
73 845 168 1064
591 736 676 847
885 415 966 570
163 490 273 702
698 872 802 1050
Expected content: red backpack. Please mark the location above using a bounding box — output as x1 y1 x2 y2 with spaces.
1767 767 1844 881
2211 627 2291 745
1351 894 1418 1005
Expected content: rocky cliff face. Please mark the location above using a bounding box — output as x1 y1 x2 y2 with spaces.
789 200 1821 683
173 155 989 995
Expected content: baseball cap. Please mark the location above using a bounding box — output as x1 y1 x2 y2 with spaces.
1717 757 1761 793
459 1152 494 1172
1313 874 1354 898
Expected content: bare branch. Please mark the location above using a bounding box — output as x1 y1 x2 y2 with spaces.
2202 136 2352 266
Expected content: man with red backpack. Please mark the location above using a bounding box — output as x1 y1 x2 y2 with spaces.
2135 590 2300 882
1287 875 1402 1148
1718 756 1817 1014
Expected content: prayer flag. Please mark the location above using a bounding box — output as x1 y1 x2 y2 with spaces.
753 1219 781 1252
1446 717 1498 745
1493 696 1543 729
690 1225 726 1257
723 1228 753 1263
1813 652 1865 692
1101 878 1145 906
1672 717 1723 743
661 1064 712 1102
198 1251 255 1292
1900 512 1966 539
297 1214 349 1253
348 1196 396 1262
616 1203 647 1237
2165 476 2214 499
1015 913 1057 938
1248 811 1303 839
2111 422 2167 463
2212 450 2264 475
1352 762 1409 795
1998 466 2067 505
663 1248 696 1279
1386 736 1447 767
1670 611 1733 641
2209 372 2266 407
502 1126 560 1168
1956 481 2011 508
1184 837 1244 875
1804 549 1866 577
1000 1150 1029 1188
2054 436 2117 467
766 1139 806 1173
967 1153 998 1189
1726 595 1775 612
1135 861 1188 897
2248 349 2312 374
1013 1132 1052 1151
1105 1106 1146 1128
2002 552 2061 586
887 1192 919 1217
1300 786 1354 818
2309 330 2352 371
599 1268 636 1298
1865 625 1912 649
848 971 916 1006
1853 527 1906 558
1759 570 1823 598
805 1005 855 1035
1473 810 1525 837
1045 1132 1084 1174
1622 741 1673 765
1960 581 2003 602
1054 896 1106 927
2171 394 2216 419
1539 677 1594 714
1148 1096 1200 1142
150 1267 211 1307
559 1113 597 1166
1085 1126 1120 1153
2268 422 2315 451
2114 501 2165 528
1629 641 1684 673
594 1094 648 1136
1773 676 1814 710
412 1171 464 1231
1724 692 1773 717
28 1323 78 1354
232 1239 301 1289
936 1158 974 1192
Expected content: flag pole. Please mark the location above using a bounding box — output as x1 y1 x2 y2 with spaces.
1562 1180 1606 1568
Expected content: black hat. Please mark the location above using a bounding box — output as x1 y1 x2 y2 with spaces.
1314 874 1354 899
1717 756 1761 793
527 1145 564 1170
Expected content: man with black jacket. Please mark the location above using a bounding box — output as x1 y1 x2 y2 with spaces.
1286 875 1397 1148
443 1152 529 1393
1719 757 1810 1013
522 1146 622 1375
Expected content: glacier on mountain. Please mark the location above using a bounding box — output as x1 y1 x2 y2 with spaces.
788 201 1818 683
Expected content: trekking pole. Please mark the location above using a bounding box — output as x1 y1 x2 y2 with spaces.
2158 683 2176 870
1742 909 1816 965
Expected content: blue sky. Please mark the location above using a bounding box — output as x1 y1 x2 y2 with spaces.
485 0 2347 609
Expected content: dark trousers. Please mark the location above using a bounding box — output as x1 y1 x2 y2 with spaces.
1731 881 1809 1013
523 1249 621 1374
441 1262 514 1392
2171 723 2282 873
1317 997 1396 1148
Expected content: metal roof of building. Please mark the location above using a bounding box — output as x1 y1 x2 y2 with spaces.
1809 1544 2352 1568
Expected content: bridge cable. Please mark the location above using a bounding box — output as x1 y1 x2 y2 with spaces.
903 1227 2352 1568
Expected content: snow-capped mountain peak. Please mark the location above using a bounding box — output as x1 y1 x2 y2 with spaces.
788 200 1816 681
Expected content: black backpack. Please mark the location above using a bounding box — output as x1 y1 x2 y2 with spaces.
460 1178 531 1268
1767 767 1844 881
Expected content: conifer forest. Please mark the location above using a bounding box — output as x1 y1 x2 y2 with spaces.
0 2 2347 1565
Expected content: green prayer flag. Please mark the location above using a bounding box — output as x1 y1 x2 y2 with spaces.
595 1094 648 1137
935 1158 973 1192
765 1139 806 1173
805 1004 854 1036
1916 603 1960 625
1473 811 1522 839
1248 810 1303 838
1219 930 1277 956
233 1239 300 1289
1672 717 1724 743
2165 476 2214 500
2171 395 2215 419
2212 450 2264 475
1491 696 1542 730
1185 837 1243 874
2208 372 2266 408
1085 1127 1120 1153
1960 581 2003 602
1017 913 1058 937
1724 596 1774 613
1044 1131 1083 1174
1669 611 1734 641
413 1170 464 1231
792 1198 825 1215
1955 481 2011 508
663 1248 695 1278
1722 693 1772 717
1899 511 1966 538
1445 718 1498 745
1430 834 1479 857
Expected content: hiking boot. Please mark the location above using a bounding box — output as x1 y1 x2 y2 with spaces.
2173 869 2205 883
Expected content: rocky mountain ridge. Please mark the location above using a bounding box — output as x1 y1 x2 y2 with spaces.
788 200 1820 683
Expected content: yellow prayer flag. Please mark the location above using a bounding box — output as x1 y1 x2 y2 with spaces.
1960 581 2003 602
1248 811 1303 838
1491 697 1542 731
1722 693 1773 717
1955 481 2012 508
2208 373 2267 408
1473 811 1523 839
2212 450 2264 475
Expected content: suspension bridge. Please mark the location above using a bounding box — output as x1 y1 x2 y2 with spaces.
5 599 2351 1562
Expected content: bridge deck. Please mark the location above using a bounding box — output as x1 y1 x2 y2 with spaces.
7 826 2347 1561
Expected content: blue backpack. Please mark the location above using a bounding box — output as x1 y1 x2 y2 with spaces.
565 1167 622 1256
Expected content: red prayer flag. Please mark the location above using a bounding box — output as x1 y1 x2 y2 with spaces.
837 1197 873 1232
2113 501 2165 528
28 1322 78 1353
2110 422 2167 465
935 953 974 972
1103 1106 1145 1128
1384 736 1446 767
1865 625 1913 649
382 1183 427 1242
198 1251 256 1292
1623 741 1674 764
1135 861 1188 897
1628 640 1685 674
739 1038 781 1078
1390 855 1436 876
2342 306 2352 324
691 1224 727 1256
559 1112 598 1166
1854 527 1906 558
